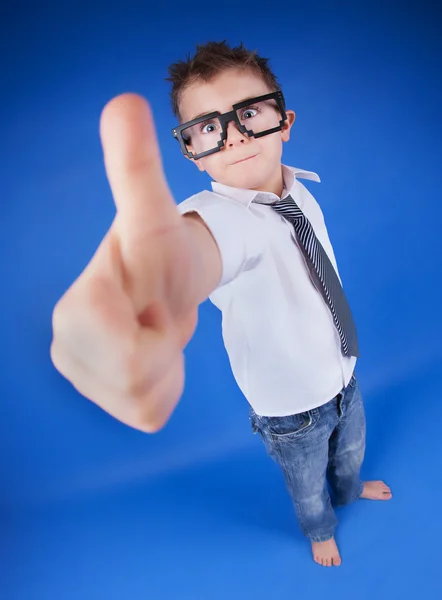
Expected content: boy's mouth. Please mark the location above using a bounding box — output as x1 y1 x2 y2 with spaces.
231 154 258 165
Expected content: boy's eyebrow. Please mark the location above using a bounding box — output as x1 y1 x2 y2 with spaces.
188 95 262 123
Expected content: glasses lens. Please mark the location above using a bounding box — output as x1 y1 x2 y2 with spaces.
236 98 281 135
181 116 223 156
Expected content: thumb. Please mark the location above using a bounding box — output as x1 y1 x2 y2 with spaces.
99 93 179 241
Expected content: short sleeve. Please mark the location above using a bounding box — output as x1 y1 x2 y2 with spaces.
177 191 264 288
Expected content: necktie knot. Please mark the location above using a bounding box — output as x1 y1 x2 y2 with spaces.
272 195 303 221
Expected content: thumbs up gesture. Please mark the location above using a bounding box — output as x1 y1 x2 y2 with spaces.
50 94 221 432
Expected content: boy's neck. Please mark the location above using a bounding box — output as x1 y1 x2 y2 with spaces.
214 165 286 198
249 165 284 198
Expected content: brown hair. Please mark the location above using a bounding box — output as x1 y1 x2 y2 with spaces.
166 40 282 122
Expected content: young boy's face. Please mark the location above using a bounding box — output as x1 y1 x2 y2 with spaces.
178 68 296 193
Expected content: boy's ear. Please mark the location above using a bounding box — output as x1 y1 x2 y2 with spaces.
281 110 296 142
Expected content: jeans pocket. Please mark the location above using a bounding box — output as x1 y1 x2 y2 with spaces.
261 409 320 441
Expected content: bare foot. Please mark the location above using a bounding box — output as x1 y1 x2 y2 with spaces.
360 480 392 500
311 537 342 567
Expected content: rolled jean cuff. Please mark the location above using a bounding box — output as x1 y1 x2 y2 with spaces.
307 529 335 543
353 480 364 502
334 480 365 507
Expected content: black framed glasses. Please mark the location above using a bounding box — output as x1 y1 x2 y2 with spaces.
171 90 287 160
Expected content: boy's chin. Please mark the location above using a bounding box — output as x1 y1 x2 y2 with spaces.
218 167 267 189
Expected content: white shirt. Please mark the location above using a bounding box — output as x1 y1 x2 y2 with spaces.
177 164 357 416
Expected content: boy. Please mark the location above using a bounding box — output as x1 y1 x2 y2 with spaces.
50 40 392 568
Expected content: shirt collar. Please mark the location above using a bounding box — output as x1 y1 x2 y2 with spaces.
211 164 321 208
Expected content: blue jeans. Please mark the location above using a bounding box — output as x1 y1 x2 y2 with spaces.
249 373 366 542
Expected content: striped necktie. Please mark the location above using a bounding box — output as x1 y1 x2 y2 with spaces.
272 195 360 358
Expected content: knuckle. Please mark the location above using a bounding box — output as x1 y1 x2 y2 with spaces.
51 298 69 335
120 357 180 435
138 416 165 434
136 402 169 434
123 390 167 434
120 339 151 400
49 339 63 370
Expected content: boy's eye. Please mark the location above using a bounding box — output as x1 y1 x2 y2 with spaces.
200 121 219 134
241 106 259 119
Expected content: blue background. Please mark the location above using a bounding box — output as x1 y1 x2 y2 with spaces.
1 0 441 597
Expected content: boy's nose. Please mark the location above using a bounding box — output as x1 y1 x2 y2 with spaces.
225 121 248 147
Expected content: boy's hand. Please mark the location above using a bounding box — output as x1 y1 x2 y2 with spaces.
50 94 204 432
